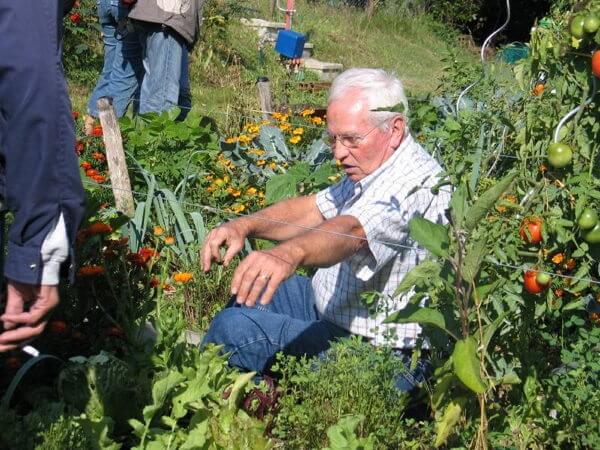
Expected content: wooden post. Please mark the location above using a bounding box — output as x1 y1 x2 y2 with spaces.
97 98 135 217
256 77 272 120
366 0 377 19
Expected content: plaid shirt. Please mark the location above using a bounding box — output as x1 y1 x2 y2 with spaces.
312 134 450 348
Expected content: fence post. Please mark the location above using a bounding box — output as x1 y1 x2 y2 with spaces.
97 98 135 217
256 77 272 120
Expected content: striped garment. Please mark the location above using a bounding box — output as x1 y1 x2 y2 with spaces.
313 133 451 348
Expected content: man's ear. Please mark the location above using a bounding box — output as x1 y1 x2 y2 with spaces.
389 115 406 149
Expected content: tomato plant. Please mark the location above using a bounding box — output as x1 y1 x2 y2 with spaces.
519 217 543 244
48 319 68 335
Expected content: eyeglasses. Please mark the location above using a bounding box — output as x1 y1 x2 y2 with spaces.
322 120 389 149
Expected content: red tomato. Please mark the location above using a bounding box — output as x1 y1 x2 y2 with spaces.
593 50 600 78
48 319 68 335
523 270 550 294
519 217 543 245
105 325 124 338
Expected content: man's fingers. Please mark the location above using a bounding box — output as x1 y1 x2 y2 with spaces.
222 240 243 267
234 267 260 304
0 322 46 347
258 279 280 305
244 273 271 306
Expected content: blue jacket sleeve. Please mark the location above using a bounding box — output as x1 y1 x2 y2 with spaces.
0 0 86 285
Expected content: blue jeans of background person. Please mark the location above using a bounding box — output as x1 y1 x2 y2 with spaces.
87 0 142 118
135 22 191 118
202 275 432 392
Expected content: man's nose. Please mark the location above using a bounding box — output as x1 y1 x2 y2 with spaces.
332 141 349 160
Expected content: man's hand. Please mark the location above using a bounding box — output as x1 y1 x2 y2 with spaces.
0 281 59 352
201 221 248 272
230 246 301 307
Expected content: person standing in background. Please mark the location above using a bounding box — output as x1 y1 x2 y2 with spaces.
0 0 86 351
128 0 205 118
84 0 144 135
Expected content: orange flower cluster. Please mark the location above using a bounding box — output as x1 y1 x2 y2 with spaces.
77 221 113 243
92 151 106 162
78 265 104 277
127 247 159 266
173 272 193 284
75 140 85 155
91 125 103 137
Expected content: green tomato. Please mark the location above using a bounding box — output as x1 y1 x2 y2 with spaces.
570 15 586 38
547 142 573 168
582 222 600 244
584 14 600 33
578 208 598 230
536 272 552 286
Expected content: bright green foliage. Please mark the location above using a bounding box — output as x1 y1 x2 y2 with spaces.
272 337 414 449
324 415 375 450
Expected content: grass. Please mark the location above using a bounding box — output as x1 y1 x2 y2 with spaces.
67 0 477 133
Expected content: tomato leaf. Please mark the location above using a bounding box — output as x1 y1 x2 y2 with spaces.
463 173 517 232
449 184 468 228
408 217 449 257
452 337 487 394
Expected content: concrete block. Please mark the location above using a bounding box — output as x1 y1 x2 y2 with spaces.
303 58 344 81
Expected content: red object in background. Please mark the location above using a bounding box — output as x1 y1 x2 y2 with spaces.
91 125 103 137
519 217 543 245
69 12 81 24
48 320 69 336
592 50 600 78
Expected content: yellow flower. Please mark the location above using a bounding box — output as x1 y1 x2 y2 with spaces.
173 272 193 284
279 123 292 132
165 236 175 245
245 124 260 134
223 175 230 183
300 108 315 117
271 112 283 120
552 253 565 264
205 174 214 181
268 162 277 170
231 203 246 214
153 226 164 236
311 116 324 125
258 191 265 198
246 187 258 195
261 119 271 126
225 137 238 144
237 134 253 145
226 187 242 197
289 135 302 145
248 148 266 156
292 127 304 135
257 159 266 166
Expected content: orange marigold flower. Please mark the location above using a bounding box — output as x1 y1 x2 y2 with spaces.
565 258 576 271
551 253 565 264
256 159 266 166
311 116 324 125
226 187 241 197
87 222 112 235
246 187 257 195
92 151 106 162
231 203 246 214
164 236 175 245
92 175 106 183
173 272 193 284
589 311 600 325
86 168 99 177
77 265 104 277
289 135 301 145
80 161 92 170
153 226 164 236
91 125 103 137
75 141 85 155
300 108 315 117
127 247 158 266
292 127 304 135
554 288 564 298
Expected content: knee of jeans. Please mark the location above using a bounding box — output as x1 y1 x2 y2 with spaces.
202 307 258 349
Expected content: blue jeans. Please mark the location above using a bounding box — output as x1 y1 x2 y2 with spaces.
202 275 432 392
87 0 143 118
134 21 191 117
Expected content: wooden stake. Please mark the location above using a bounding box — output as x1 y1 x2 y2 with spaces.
256 77 272 120
97 98 135 217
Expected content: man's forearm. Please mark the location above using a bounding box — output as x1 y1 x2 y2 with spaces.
276 215 367 268
232 194 324 241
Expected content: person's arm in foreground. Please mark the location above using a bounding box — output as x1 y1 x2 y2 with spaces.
0 0 85 351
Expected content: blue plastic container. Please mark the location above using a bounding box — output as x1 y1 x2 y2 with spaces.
275 29 306 59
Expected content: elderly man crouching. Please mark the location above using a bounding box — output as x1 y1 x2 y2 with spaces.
200 68 450 391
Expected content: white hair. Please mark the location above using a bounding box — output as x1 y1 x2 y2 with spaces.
328 68 409 129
